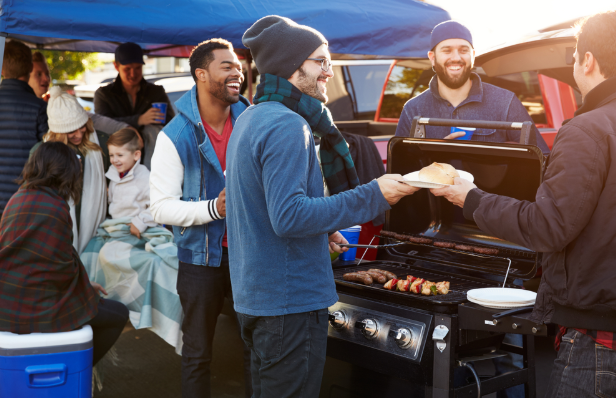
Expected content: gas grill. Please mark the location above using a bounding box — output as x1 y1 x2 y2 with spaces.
321 119 547 398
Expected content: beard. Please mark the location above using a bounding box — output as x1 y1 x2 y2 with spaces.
209 76 240 104
433 58 472 90
295 67 328 103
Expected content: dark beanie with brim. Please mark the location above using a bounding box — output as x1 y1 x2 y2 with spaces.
243 15 328 79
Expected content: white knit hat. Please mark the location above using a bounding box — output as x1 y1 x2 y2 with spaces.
47 86 89 133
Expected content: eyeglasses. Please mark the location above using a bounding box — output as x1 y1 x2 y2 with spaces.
306 58 332 73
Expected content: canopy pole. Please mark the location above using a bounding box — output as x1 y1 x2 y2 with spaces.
0 34 6 78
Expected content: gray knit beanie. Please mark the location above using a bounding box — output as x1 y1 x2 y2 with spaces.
242 15 328 79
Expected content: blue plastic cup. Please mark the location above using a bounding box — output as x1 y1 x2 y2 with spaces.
152 102 168 124
339 225 362 261
451 126 476 140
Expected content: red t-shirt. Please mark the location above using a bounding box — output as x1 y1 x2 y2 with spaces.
201 115 233 247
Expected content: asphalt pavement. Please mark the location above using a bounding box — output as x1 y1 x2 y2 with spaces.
93 314 557 398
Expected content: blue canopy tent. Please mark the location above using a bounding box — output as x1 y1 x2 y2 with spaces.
0 0 450 65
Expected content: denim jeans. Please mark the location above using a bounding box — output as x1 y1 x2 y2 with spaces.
87 297 129 365
546 328 616 398
237 309 329 398
177 250 252 398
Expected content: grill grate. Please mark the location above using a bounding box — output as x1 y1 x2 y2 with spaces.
333 261 499 306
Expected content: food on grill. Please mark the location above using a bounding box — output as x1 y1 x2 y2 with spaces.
454 244 474 251
379 230 432 245
369 269 397 281
436 281 450 295
396 279 410 292
359 270 386 284
473 247 499 255
408 236 433 244
421 281 437 296
343 272 373 285
410 278 425 294
383 278 399 290
418 162 460 185
434 241 456 248
379 230 396 238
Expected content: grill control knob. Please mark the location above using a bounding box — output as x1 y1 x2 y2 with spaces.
354 319 379 339
328 310 347 329
389 328 414 349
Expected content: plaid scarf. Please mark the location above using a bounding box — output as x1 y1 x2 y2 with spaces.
254 74 360 195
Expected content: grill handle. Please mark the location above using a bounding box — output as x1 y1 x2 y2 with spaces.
410 116 534 145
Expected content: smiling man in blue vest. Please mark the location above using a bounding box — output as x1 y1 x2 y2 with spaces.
149 39 251 398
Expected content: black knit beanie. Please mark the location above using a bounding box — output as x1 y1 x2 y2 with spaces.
242 15 328 79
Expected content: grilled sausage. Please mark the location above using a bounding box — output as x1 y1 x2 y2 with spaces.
409 236 433 244
473 247 499 255
434 241 456 248
358 270 386 284
369 269 397 281
379 230 396 238
454 244 474 251
343 272 373 285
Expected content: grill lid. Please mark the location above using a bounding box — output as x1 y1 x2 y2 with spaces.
385 136 543 280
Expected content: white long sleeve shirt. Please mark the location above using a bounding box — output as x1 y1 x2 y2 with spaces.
149 132 222 227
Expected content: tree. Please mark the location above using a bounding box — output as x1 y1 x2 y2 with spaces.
39 50 102 81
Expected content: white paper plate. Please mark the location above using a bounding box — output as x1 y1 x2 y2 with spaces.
467 296 534 309
401 170 474 189
467 287 536 304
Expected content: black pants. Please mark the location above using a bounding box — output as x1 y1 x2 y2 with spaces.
87 297 129 365
238 309 329 398
177 249 252 398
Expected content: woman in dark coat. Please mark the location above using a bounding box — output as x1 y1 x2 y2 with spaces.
0 142 128 365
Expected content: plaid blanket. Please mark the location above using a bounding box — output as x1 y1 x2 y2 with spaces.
80 217 183 354
254 73 360 195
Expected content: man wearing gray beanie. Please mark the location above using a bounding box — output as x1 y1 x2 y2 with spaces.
225 15 417 397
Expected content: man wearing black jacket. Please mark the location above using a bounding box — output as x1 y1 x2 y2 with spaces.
432 12 616 397
94 42 175 168
0 40 48 214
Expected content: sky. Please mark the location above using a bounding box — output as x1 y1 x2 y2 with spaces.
426 0 616 52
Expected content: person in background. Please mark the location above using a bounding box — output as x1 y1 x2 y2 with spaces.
395 20 550 156
30 87 108 254
106 128 156 238
149 39 252 398
28 51 51 101
432 11 616 398
0 40 48 215
227 16 417 397
94 42 175 169
0 141 129 365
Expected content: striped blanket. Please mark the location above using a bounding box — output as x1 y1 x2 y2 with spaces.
81 217 183 354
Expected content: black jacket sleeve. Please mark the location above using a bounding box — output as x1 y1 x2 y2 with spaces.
94 87 140 129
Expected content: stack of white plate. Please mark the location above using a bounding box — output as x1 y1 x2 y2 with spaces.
466 288 536 309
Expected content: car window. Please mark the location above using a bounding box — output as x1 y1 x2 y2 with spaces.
478 70 547 126
379 65 432 119
343 65 391 115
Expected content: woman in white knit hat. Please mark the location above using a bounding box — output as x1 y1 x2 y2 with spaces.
30 86 109 254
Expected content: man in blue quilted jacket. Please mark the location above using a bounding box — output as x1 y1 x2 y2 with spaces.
0 40 48 214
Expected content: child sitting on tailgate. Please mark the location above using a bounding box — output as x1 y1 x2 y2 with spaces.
106 128 157 238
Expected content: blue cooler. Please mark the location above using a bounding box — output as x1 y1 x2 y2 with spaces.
0 325 93 398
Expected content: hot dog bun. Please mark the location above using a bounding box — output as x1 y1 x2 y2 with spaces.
418 162 460 185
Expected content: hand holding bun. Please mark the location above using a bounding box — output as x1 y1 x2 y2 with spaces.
418 162 460 185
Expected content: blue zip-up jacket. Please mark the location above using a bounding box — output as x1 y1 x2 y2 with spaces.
162 85 249 266
226 102 391 316
395 73 550 155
